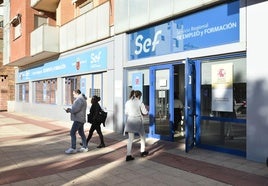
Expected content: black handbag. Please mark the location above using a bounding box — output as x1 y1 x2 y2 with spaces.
96 110 108 126
87 113 93 123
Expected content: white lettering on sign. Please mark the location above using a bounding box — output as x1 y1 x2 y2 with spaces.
134 30 162 55
90 51 102 64
177 22 237 40
204 22 237 34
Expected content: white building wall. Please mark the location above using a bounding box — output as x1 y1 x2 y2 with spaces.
3 0 10 65
113 34 126 133
247 0 268 163
114 0 220 34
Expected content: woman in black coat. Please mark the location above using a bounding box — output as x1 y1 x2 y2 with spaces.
86 95 105 148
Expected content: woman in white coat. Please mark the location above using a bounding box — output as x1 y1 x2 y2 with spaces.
124 90 149 161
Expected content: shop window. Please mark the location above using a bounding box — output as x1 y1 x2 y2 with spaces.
87 73 106 108
200 57 246 152
91 73 102 97
18 83 29 102
89 88 100 97
34 79 57 104
63 73 106 109
201 58 246 119
64 76 80 105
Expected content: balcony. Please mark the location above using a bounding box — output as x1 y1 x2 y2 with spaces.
31 0 59 12
6 24 59 67
30 24 59 59
60 1 110 52
9 1 110 67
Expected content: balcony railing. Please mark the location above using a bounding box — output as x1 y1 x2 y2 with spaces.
30 24 59 57
29 1 109 64
59 1 110 52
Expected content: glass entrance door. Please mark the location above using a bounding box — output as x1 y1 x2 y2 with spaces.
149 65 174 141
185 59 201 152
148 61 200 145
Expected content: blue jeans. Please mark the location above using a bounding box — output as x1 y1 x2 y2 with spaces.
70 121 87 149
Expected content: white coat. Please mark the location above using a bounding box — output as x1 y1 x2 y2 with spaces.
124 97 148 135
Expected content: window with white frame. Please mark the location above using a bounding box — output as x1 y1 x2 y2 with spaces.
34 79 57 104
74 0 93 15
18 83 29 102
11 14 22 40
34 15 48 29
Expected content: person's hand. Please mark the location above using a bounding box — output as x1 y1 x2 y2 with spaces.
64 108 71 113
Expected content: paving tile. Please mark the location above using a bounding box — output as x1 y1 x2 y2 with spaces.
0 112 268 186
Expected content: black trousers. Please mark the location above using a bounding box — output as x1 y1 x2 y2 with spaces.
86 124 105 145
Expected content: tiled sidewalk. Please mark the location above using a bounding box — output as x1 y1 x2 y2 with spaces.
0 112 267 186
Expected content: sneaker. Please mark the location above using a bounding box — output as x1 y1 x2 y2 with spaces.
65 148 77 154
80 142 89 147
141 151 149 157
78 147 88 152
126 155 135 162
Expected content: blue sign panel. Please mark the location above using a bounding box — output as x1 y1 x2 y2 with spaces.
132 72 143 92
17 47 107 82
129 1 239 60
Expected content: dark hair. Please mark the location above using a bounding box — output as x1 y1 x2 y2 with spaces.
129 90 135 99
134 90 142 98
92 95 101 102
74 89 81 94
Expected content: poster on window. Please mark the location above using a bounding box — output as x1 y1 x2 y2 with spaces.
211 63 233 112
132 73 143 92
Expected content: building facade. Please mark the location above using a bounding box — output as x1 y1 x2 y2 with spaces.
3 0 268 163
0 0 15 111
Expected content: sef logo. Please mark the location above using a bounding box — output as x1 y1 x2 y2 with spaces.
90 51 102 64
134 30 162 55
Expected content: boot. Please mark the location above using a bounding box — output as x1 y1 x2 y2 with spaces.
97 143 105 148
126 155 135 162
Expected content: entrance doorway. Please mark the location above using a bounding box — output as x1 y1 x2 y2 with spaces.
149 65 173 141
148 63 186 142
148 60 200 153
173 64 185 141
126 60 199 152
126 56 246 155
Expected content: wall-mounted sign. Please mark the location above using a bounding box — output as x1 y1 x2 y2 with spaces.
128 1 239 60
159 79 167 87
17 47 107 83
